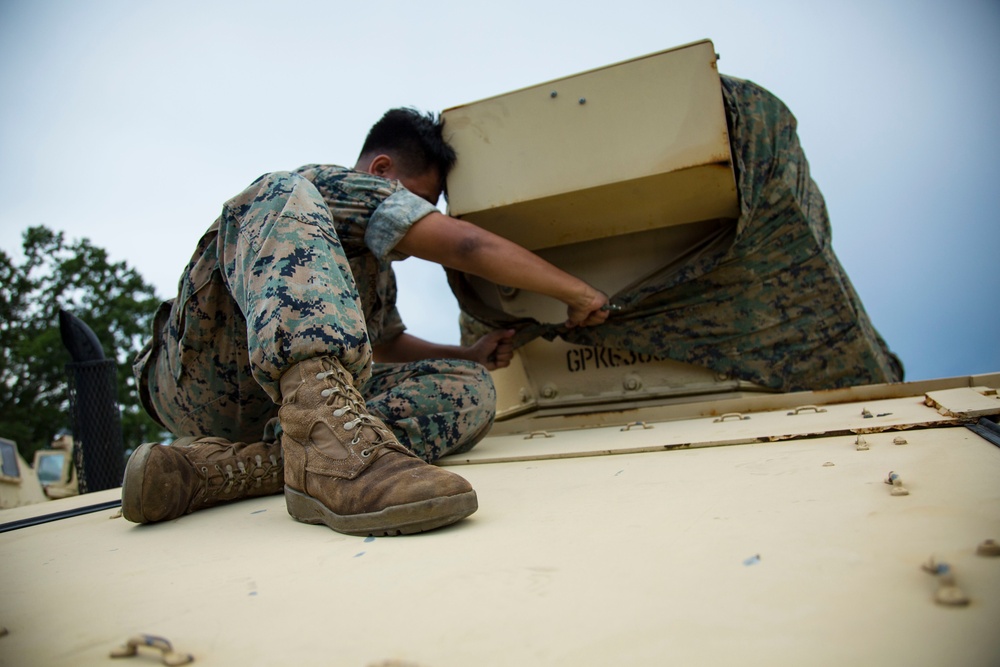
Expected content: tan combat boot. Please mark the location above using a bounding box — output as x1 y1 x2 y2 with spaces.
278 356 478 536
121 437 283 523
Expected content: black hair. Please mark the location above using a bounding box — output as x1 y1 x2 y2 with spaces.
359 108 457 180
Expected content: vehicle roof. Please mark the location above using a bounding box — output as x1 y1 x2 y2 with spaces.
2 374 998 666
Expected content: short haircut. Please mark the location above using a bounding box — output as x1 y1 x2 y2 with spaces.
359 108 457 180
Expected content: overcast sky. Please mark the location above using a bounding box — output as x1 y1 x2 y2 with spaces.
1 0 997 383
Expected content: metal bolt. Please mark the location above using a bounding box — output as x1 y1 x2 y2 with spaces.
550 91 558 98
885 471 909 495
541 383 558 399
578 97 586 105
922 560 969 606
977 539 1000 557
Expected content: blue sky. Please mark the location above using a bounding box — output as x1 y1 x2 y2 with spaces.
1 0 997 382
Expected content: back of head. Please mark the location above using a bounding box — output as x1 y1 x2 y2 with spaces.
359 108 457 181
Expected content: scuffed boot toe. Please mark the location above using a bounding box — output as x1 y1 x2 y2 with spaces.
286 446 478 536
121 437 283 524
121 442 195 524
279 357 480 537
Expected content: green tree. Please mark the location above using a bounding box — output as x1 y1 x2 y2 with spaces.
0 226 165 460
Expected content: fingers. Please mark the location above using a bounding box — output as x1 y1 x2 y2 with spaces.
480 328 516 370
565 289 610 328
579 308 609 327
491 328 515 368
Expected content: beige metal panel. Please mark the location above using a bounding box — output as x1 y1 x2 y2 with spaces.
1 427 998 666
492 337 750 412
0 482 113 523
489 371 1000 436
0 438 47 510
926 386 1000 418
446 394 956 466
443 40 738 250
490 348 536 420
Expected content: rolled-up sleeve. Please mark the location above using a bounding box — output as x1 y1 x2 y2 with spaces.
365 190 438 261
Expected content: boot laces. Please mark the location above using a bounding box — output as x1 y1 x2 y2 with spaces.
317 368 389 456
198 452 281 497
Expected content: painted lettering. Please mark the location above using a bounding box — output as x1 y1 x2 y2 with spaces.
566 346 659 373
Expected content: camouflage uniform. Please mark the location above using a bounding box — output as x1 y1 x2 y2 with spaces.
134 167 495 462
453 76 903 392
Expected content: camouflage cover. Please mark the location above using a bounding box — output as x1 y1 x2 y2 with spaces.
451 76 903 392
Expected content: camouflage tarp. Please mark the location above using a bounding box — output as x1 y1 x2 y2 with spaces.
450 76 903 392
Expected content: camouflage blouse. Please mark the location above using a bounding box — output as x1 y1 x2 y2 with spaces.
293 165 438 345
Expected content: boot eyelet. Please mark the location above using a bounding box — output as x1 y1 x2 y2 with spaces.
360 448 372 458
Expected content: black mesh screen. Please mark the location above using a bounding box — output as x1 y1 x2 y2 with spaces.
66 360 124 493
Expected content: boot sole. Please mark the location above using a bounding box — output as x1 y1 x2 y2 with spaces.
121 442 155 524
284 486 478 537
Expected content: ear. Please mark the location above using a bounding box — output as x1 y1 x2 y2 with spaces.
366 154 394 177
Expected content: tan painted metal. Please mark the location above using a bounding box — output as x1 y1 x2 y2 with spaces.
443 39 738 252
443 40 739 326
491 337 765 420
0 437 47 509
926 386 1000 418
449 394 962 466
1 406 999 666
491 356 1000 435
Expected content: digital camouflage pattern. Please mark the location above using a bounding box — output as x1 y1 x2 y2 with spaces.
453 75 903 393
134 168 494 462
365 361 494 461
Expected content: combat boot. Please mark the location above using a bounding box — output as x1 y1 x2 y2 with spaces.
121 436 283 523
278 356 478 536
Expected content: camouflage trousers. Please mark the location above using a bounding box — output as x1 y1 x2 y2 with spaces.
134 172 495 462
453 76 903 393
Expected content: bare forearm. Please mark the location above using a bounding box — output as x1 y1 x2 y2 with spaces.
372 330 515 370
455 229 586 304
397 212 591 306
372 333 468 364
395 212 609 327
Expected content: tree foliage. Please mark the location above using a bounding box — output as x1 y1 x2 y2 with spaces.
0 226 165 459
